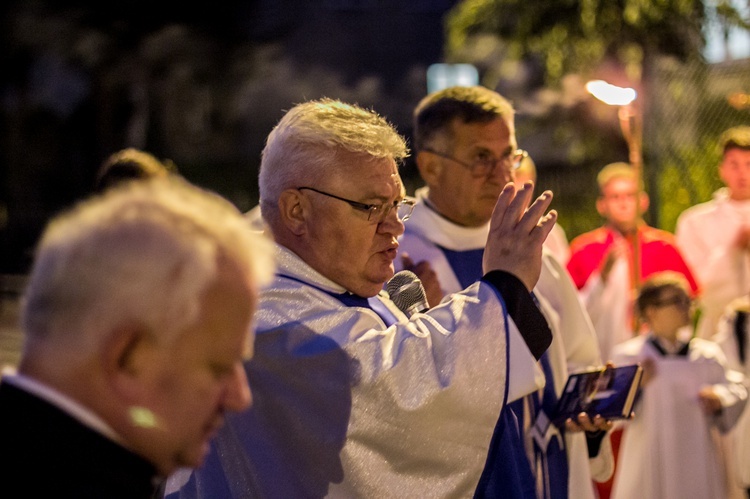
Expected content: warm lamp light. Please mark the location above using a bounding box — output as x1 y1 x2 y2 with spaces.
585 80 637 106
586 78 643 294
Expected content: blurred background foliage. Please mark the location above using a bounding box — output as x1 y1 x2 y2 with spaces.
445 0 750 238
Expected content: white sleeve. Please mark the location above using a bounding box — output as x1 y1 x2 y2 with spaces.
508 323 546 402
676 212 746 307
537 252 602 372
691 339 749 433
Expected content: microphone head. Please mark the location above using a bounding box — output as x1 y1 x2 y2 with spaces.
386 270 429 317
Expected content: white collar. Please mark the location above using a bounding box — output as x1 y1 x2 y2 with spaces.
650 335 688 355
274 244 351 294
405 187 489 251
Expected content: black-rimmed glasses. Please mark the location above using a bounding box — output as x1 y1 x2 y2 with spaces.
298 186 415 224
422 148 528 178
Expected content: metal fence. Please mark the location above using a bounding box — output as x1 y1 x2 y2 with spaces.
649 56 750 233
531 56 750 243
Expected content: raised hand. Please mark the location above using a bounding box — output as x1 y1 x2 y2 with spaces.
483 181 557 291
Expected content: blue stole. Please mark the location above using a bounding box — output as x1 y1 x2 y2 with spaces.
437 246 485 289
531 350 569 499
506 349 568 499
436 246 536 498
529 293 568 499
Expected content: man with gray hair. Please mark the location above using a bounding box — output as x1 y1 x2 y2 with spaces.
168 97 557 498
0 177 274 498
397 85 613 499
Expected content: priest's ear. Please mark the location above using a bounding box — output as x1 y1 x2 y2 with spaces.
104 323 158 400
416 150 444 187
277 189 310 236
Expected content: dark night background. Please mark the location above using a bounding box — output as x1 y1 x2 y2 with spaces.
3 0 748 278
1 0 459 273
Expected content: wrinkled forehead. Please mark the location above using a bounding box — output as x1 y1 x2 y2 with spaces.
446 115 515 143
328 150 404 194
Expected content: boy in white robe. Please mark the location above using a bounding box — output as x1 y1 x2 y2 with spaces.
610 272 747 499
676 126 750 339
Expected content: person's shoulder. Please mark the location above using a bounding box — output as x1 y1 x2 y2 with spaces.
611 335 648 359
640 225 678 245
256 275 385 335
726 295 750 315
689 337 718 349
569 227 608 252
259 275 331 307
617 334 648 349
688 337 727 362
677 199 720 224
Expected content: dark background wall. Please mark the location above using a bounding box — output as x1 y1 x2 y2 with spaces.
1 0 458 273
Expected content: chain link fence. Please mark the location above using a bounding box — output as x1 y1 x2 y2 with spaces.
649 57 750 233
526 56 750 243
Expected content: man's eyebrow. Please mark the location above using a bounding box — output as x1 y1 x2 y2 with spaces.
471 145 513 156
360 192 396 204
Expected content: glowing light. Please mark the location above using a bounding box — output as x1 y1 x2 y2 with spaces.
586 80 637 106
728 92 750 110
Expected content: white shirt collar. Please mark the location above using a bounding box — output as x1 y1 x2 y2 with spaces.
405 187 489 251
274 244 350 294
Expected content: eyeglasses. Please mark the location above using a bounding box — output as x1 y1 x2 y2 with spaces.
298 186 415 224
652 294 692 309
422 148 528 178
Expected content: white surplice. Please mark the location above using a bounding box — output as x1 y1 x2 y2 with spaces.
166 243 545 498
397 188 614 499
676 188 750 339
610 335 747 499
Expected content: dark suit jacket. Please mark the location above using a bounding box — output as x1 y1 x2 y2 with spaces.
0 380 161 498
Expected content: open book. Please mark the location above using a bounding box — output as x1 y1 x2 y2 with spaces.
550 363 643 427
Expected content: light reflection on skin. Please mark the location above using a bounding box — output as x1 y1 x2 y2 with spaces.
129 406 159 429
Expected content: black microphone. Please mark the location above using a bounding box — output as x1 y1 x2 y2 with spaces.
386 270 429 317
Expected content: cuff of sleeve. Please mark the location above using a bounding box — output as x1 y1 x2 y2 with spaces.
586 430 606 457
481 270 552 359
